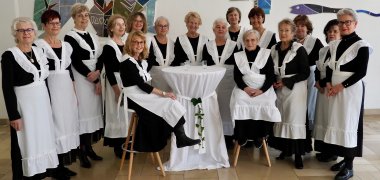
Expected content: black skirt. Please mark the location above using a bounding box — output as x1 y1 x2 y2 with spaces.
234 120 274 140
80 128 104 146
127 98 175 152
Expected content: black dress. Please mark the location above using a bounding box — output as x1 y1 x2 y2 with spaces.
314 32 369 157
202 43 238 66
119 58 182 152
268 41 310 156
64 32 103 145
233 47 276 141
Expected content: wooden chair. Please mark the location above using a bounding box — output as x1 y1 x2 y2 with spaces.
232 138 271 167
119 109 166 180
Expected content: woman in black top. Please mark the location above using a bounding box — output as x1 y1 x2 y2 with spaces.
2 17 58 179
322 9 372 180
171 12 208 66
269 19 310 169
64 3 104 168
225 7 248 50
100 14 128 159
293 15 324 153
248 7 276 49
119 31 200 152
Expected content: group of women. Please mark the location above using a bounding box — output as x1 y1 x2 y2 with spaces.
1 2 371 180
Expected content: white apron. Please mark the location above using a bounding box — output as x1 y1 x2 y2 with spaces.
149 36 175 92
230 50 281 124
313 46 330 140
120 56 186 128
271 42 307 139
66 30 103 134
178 34 208 65
205 39 236 135
34 39 80 154
8 47 59 177
323 40 373 147
226 26 249 50
258 29 275 49
303 35 318 126
103 39 129 138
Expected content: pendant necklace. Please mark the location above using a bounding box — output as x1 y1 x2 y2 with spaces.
24 50 35 63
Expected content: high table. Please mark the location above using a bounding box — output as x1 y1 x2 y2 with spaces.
162 66 230 171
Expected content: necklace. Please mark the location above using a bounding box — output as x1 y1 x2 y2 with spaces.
24 50 35 63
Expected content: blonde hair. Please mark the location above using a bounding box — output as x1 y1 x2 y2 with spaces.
107 14 126 37
71 3 89 19
11 17 38 44
184 11 202 25
278 18 296 33
123 31 149 60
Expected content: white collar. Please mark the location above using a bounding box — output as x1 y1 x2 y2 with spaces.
73 28 88 35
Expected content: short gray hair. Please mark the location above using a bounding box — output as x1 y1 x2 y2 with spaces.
212 18 228 29
278 18 296 33
337 8 358 22
11 17 38 44
154 16 170 26
243 29 260 42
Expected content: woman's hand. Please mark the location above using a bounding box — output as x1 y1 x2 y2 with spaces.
10 119 22 131
315 81 324 94
327 83 344 97
95 82 102 95
112 85 121 102
244 87 263 97
87 70 100 82
273 80 284 89
164 92 177 100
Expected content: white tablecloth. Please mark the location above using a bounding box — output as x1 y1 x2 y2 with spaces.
162 66 230 171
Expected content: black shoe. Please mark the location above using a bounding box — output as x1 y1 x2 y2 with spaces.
79 148 91 168
254 138 263 149
331 160 346 171
174 124 201 148
294 155 304 169
114 146 130 160
317 154 338 162
334 168 353 180
86 145 103 161
276 152 286 160
51 167 71 180
62 167 77 177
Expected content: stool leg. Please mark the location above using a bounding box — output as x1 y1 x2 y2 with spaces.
154 152 166 177
262 139 271 167
150 152 156 165
232 142 241 167
119 113 136 171
127 116 138 180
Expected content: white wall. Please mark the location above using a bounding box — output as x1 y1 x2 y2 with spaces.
0 0 379 118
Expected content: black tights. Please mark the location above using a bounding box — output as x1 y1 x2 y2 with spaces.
344 156 354 170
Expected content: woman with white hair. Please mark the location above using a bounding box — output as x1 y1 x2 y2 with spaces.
230 29 280 148
319 9 372 180
1 17 58 179
202 18 238 149
64 3 104 168
171 11 209 66
147 16 174 92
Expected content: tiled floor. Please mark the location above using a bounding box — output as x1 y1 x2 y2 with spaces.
1 116 380 179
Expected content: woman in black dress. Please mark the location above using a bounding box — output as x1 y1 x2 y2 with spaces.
320 9 372 180
64 3 104 168
225 7 248 50
248 7 276 49
119 31 200 152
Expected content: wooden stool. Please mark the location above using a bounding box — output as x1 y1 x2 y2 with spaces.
232 139 271 167
119 110 166 180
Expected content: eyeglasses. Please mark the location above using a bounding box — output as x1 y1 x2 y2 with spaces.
16 28 34 33
338 20 354 26
48 22 61 26
132 40 144 45
157 25 169 29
